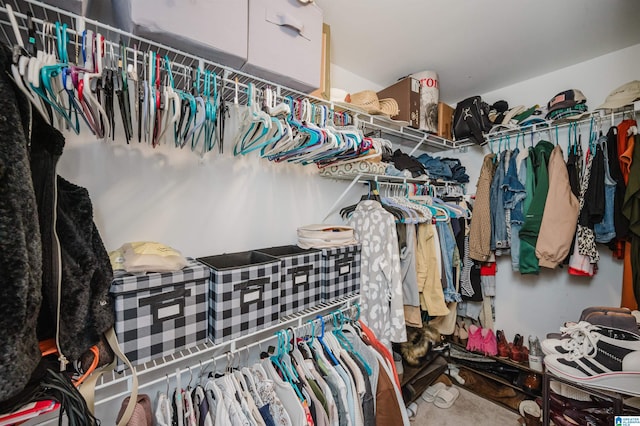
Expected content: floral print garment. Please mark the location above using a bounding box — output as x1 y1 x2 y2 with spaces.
348 200 407 349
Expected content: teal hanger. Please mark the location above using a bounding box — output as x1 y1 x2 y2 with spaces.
234 83 271 155
270 331 304 401
35 22 80 133
331 312 372 375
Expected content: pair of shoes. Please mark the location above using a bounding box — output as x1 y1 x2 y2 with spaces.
510 334 529 363
497 330 511 358
545 306 636 340
549 390 614 426
544 323 640 396
466 325 498 356
406 402 418 418
455 321 469 347
518 400 542 426
542 313 639 356
420 382 460 409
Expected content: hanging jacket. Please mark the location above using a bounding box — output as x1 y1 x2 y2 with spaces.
0 45 42 402
0 42 114 404
536 145 580 268
24 74 114 366
519 140 554 274
468 154 497 261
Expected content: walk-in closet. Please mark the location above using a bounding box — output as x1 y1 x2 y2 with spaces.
1 1 640 425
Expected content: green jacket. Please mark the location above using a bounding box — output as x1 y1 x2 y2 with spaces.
519 140 554 274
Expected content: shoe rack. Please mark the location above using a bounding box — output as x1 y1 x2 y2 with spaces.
448 342 543 414
400 351 449 405
542 372 640 426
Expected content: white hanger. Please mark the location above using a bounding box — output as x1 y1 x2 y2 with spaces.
82 32 110 138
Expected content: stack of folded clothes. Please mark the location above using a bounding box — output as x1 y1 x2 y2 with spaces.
416 153 469 183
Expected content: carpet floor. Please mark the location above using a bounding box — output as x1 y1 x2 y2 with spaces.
409 386 521 426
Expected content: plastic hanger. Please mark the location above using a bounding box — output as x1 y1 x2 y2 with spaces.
234 84 275 155
81 31 110 138
37 22 82 133
157 56 181 144
331 312 372 375
115 40 133 142
316 315 340 366
7 6 52 124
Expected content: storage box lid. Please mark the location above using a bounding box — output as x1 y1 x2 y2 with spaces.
110 258 209 295
255 245 320 258
321 244 361 257
197 251 278 271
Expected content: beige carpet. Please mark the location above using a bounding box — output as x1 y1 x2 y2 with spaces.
409 386 522 426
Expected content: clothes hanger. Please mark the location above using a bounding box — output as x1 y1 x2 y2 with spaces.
37 22 83 134
331 312 372 375
173 67 196 148
6 5 53 124
157 55 181 144
81 31 110 138
102 45 116 140
233 83 271 155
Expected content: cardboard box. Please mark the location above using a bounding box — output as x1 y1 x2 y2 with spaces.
377 77 421 128
438 102 455 140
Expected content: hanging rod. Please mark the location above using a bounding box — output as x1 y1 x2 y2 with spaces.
94 298 359 406
482 108 634 145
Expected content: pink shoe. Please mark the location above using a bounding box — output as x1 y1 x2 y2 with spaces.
466 325 483 352
481 328 498 356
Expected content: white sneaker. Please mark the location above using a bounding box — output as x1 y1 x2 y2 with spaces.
545 324 640 396
541 321 591 356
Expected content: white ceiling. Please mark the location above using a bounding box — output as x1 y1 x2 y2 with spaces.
315 0 640 104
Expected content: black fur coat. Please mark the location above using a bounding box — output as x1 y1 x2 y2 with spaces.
0 45 114 402
0 46 43 401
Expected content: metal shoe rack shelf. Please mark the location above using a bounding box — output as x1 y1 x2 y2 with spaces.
448 342 543 414
542 372 640 426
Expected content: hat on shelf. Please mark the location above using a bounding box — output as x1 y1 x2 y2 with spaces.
596 80 640 110
488 100 509 124
339 90 400 116
545 89 587 119
501 105 526 125
489 101 525 127
513 105 540 123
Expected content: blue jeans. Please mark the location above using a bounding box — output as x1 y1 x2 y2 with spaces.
437 222 462 303
416 153 453 179
503 148 527 224
595 136 617 243
490 151 509 252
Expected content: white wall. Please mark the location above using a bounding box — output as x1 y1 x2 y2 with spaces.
330 63 385 93
440 43 640 344
58 114 361 257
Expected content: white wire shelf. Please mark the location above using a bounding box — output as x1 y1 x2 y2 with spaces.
0 0 465 153
93 294 360 405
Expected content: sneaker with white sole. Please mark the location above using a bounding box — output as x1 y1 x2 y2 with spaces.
542 321 591 356
544 324 640 396
542 315 639 356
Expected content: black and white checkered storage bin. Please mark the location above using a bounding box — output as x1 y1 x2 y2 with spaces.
321 244 361 302
197 251 280 345
255 245 322 317
110 258 209 371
